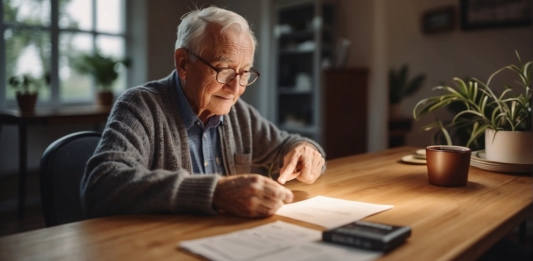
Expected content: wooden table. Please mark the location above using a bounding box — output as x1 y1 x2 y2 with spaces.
0 147 531 261
0 106 111 220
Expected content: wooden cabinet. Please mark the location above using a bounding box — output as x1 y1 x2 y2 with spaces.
322 68 368 159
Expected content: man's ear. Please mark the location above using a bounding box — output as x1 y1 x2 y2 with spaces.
174 48 188 79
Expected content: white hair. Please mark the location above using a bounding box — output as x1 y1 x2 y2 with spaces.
175 6 257 57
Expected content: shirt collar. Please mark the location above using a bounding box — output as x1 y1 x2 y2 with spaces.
174 71 223 130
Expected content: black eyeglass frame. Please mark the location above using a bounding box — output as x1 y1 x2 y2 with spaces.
183 48 260 86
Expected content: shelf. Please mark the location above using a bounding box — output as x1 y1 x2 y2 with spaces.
280 45 333 55
279 29 314 40
274 1 337 146
278 88 313 95
279 48 314 55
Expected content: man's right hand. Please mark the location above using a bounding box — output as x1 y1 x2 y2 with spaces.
213 174 293 217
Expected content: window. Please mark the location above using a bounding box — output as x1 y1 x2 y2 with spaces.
1 0 126 107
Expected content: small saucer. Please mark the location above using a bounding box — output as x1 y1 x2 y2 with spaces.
401 155 426 165
415 149 426 156
413 154 426 160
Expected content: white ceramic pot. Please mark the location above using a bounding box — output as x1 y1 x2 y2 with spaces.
485 129 533 164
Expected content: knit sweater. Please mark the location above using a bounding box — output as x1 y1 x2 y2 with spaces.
80 71 325 218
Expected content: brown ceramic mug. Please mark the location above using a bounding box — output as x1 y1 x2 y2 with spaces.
426 145 471 187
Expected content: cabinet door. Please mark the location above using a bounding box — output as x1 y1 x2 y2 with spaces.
323 68 368 159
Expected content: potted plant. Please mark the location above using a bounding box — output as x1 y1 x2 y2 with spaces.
388 64 426 147
413 51 532 164
389 64 426 120
8 73 49 112
73 51 130 106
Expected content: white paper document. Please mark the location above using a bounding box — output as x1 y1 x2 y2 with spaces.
276 195 394 229
254 241 382 261
179 221 320 261
178 220 382 261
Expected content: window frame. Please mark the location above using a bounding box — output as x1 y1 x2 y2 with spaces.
0 0 127 109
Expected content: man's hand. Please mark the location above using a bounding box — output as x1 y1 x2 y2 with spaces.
213 174 293 217
277 143 325 185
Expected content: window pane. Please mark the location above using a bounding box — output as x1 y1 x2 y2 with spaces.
96 35 126 93
5 28 51 100
59 0 92 30
3 0 50 26
96 0 123 33
59 32 92 101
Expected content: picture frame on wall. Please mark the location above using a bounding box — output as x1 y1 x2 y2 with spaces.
460 0 532 30
422 6 455 34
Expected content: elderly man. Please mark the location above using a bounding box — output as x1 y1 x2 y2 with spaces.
81 6 325 218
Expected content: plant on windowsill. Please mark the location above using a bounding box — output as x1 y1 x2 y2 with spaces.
73 51 130 106
413 51 532 164
8 73 49 112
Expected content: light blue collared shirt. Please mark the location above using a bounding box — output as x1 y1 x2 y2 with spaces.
174 73 225 175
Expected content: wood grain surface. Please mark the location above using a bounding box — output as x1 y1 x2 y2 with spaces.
0 147 531 261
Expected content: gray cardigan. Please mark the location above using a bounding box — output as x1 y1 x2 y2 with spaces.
81 71 325 217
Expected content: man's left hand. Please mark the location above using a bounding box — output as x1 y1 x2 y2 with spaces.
277 143 325 185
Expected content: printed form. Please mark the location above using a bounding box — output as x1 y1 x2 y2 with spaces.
178 221 382 261
276 195 394 229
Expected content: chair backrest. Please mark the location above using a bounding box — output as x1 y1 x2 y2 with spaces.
39 131 101 227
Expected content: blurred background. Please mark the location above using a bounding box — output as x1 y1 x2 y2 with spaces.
0 0 531 236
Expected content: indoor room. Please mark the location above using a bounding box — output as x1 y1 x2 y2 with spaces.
0 0 532 260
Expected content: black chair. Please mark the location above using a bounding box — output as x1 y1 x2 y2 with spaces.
39 131 101 227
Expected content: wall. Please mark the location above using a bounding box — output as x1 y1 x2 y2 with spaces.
336 0 374 68
335 0 532 151
146 1 201 80
2 0 531 176
336 0 389 152
385 0 532 148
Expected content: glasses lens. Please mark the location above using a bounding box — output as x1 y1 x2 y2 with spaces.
217 69 235 84
241 71 259 86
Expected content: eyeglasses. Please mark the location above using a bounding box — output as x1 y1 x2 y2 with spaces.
184 49 260 86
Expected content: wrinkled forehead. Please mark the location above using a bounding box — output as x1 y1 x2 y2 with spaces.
201 23 255 62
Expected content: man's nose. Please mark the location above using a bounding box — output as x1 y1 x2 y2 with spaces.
225 75 241 94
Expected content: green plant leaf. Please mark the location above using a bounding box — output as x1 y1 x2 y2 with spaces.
390 64 425 104
413 51 531 142
466 122 489 147
72 51 130 91
436 118 452 145
404 74 426 96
